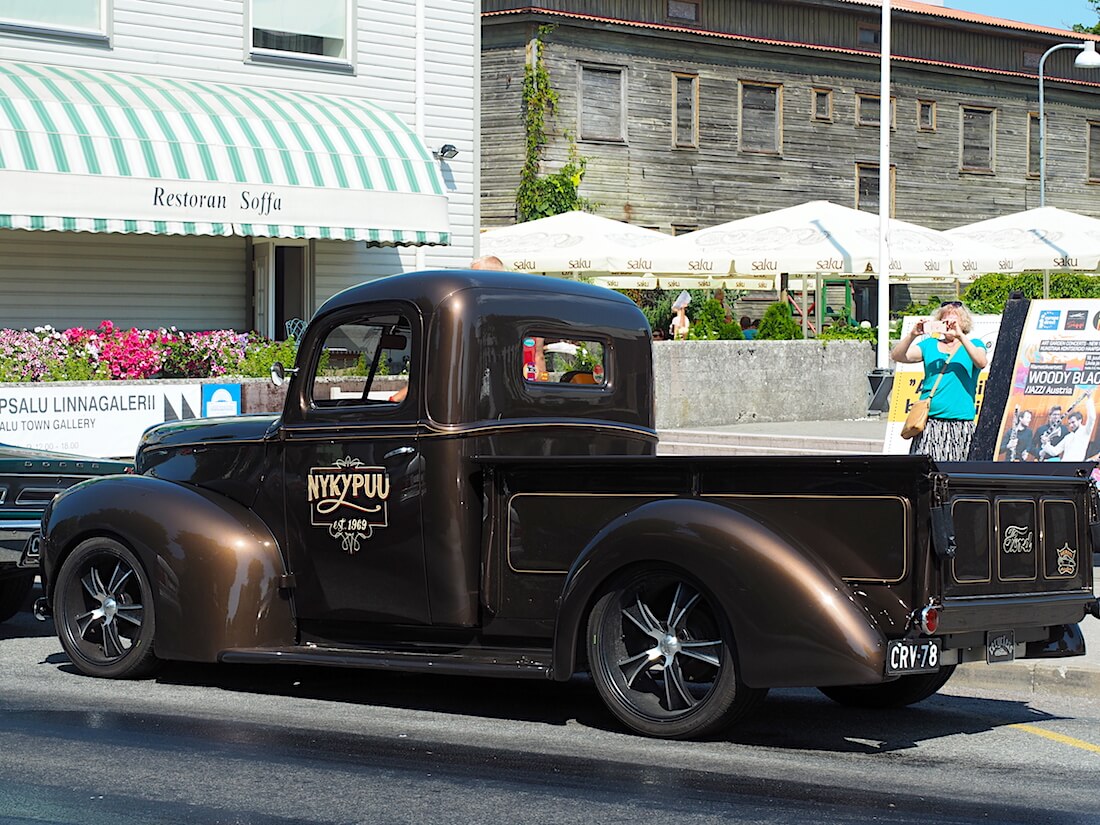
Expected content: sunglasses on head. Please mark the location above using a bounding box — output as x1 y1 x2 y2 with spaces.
940 301 963 308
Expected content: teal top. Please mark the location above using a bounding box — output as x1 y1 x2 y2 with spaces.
917 337 986 420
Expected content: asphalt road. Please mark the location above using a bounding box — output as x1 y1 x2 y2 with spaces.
1 605 1098 825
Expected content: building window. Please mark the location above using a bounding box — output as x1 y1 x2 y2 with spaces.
0 0 108 40
918 100 936 132
739 81 781 154
856 163 897 215
672 224 698 235
1089 122 1100 183
579 65 627 143
667 1 699 22
673 73 699 148
858 24 881 50
249 0 351 66
1028 112 1041 178
960 106 996 173
857 94 895 128
1023 50 1042 71
812 89 833 122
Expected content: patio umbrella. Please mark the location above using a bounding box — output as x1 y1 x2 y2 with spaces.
605 200 1008 280
945 206 1100 272
479 211 668 276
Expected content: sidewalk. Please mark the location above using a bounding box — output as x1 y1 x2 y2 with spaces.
657 418 1100 699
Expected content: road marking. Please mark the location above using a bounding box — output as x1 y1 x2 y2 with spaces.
1012 723 1100 754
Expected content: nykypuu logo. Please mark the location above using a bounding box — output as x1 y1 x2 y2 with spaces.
307 457 389 554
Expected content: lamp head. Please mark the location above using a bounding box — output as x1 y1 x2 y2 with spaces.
1075 40 1100 69
433 143 459 160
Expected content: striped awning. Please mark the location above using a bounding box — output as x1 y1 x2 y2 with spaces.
0 62 450 245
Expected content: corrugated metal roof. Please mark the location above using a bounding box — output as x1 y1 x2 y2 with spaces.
837 0 1100 41
483 6 1100 88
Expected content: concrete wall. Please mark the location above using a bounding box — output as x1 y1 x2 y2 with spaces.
652 340 875 429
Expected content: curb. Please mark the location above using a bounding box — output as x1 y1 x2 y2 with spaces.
950 660 1100 699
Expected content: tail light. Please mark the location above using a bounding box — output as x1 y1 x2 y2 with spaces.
919 605 940 635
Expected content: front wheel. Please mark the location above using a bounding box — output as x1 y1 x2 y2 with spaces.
587 567 765 739
53 537 159 679
818 666 956 709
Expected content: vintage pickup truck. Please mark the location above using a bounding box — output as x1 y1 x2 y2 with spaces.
34 270 1100 739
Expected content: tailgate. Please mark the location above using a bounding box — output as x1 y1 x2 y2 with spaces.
937 462 1096 635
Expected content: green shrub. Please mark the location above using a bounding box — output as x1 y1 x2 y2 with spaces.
756 303 803 340
818 322 877 342
688 298 744 340
236 336 300 378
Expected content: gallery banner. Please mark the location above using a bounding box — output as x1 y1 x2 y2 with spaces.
993 301 1100 466
883 314 1002 455
0 383 208 458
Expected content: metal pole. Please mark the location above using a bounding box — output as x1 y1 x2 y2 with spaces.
1039 42 1083 208
876 0 892 370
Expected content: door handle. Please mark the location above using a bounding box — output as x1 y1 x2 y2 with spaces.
384 446 415 459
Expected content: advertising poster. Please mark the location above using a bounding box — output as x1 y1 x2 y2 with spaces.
994 301 1100 467
0 384 202 458
883 314 1001 455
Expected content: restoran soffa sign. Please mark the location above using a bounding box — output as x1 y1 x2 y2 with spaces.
0 170 449 232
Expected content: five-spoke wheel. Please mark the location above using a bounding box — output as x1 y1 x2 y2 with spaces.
54 537 158 679
587 567 763 739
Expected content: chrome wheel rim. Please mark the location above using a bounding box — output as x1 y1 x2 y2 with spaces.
64 552 146 663
602 576 724 721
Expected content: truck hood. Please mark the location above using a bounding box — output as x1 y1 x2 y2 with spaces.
139 414 280 452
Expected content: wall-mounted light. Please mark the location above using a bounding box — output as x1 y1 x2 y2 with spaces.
433 143 459 161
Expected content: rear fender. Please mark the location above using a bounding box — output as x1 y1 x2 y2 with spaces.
552 498 887 688
41 475 294 661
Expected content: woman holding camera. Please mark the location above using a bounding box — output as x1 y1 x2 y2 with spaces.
890 301 988 461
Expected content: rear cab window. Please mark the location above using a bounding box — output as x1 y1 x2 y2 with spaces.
522 334 607 386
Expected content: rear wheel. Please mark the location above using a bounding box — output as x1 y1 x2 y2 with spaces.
587 566 764 739
818 666 956 709
53 537 159 679
0 571 35 623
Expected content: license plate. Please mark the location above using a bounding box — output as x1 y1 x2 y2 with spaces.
986 630 1015 664
885 638 942 676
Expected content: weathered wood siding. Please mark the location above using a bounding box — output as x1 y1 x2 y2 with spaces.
482 3 1100 232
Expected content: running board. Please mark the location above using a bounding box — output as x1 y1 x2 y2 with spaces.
219 643 555 680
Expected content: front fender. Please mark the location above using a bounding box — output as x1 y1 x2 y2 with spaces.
42 475 294 661
552 498 887 688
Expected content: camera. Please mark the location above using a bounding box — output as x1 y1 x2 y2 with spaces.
925 319 948 336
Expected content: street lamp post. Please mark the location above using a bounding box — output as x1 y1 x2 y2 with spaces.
1039 40 1100 207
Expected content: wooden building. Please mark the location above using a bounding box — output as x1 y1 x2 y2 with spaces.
481 0 1100 234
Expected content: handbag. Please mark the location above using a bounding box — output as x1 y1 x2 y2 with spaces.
901 345 958 440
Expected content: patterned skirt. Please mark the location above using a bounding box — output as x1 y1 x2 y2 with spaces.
909 418 975 462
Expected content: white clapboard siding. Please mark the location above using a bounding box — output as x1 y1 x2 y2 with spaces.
0 230 247 331
0 0 478 270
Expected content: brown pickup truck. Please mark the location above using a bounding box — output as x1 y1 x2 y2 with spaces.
34 270 1099 739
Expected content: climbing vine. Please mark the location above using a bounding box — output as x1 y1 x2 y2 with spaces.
516 25 592 221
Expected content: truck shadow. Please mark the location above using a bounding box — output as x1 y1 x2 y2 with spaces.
151 661 1060 753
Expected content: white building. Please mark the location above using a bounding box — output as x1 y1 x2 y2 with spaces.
0 0 478 336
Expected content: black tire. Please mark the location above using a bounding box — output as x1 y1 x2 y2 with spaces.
0 571 35 623
587 566 764 739
818 666 956 709
53 537 159 679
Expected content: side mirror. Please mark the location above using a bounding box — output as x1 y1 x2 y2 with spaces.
270 361 298 387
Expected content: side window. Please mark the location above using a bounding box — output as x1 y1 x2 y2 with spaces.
522 335 606 385
579 64 627 143
311 313 411 407
739 81 781 154
0 0 109 42
248 0 352 70
960 106 996 173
